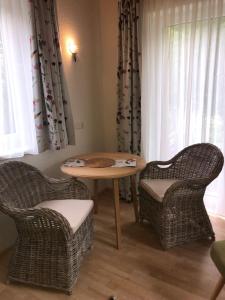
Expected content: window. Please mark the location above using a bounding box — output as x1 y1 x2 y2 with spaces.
167 17 225 151
0 29 16 136
141 0 225 215
0 0 38 158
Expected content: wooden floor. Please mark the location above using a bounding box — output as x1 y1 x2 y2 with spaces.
0 189 225 300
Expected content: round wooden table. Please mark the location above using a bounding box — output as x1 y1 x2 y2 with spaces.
61 152 146 249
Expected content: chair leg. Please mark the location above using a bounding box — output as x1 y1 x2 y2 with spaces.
67 290 72 296
210 276 225 300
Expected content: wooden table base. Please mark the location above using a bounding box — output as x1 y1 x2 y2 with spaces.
94 177 139 249
93 180 98 214
113 178 122 249
131 175 139 223
61 152 146 249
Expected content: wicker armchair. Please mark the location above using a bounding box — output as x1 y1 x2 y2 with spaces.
0 161 93 294
139 143 224 249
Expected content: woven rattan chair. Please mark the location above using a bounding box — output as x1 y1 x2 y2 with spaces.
0 161 93 294
139 143 224 249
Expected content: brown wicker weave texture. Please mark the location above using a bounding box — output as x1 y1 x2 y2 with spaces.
0 161 93 294
139 143 224 249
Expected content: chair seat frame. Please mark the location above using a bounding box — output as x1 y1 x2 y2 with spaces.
0 161 93 294
139 143 224 249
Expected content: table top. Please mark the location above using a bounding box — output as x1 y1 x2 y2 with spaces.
61 152 146 179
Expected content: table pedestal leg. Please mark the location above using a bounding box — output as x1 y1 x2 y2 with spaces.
93 179 98 214
131 175 139 223
113 178 121 249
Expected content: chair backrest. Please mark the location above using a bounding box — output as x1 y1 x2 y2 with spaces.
173 143 224 181
0 161 48 210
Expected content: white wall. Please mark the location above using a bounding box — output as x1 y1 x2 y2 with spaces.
56 0 105 156
0 0 118 253
98 0 118 152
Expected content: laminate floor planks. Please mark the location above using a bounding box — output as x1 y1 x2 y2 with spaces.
0 189 224 300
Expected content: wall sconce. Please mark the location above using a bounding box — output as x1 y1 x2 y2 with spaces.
68 42 78 62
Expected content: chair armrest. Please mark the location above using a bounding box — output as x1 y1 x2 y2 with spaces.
163 177 210 204
167 177 210 192
3 206 73 240
140 159 176 180
44 177 91 200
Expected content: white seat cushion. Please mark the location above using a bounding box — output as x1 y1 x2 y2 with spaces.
35 199 94 233
140 179 179 202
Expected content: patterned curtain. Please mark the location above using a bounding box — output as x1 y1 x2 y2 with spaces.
117 0 141 201
30 0 69 152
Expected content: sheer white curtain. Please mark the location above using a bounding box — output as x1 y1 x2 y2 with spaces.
0 0 38 158
141 0 225 215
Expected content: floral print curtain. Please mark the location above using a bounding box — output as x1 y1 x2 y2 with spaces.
117 0 141 201
30 0 69 152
